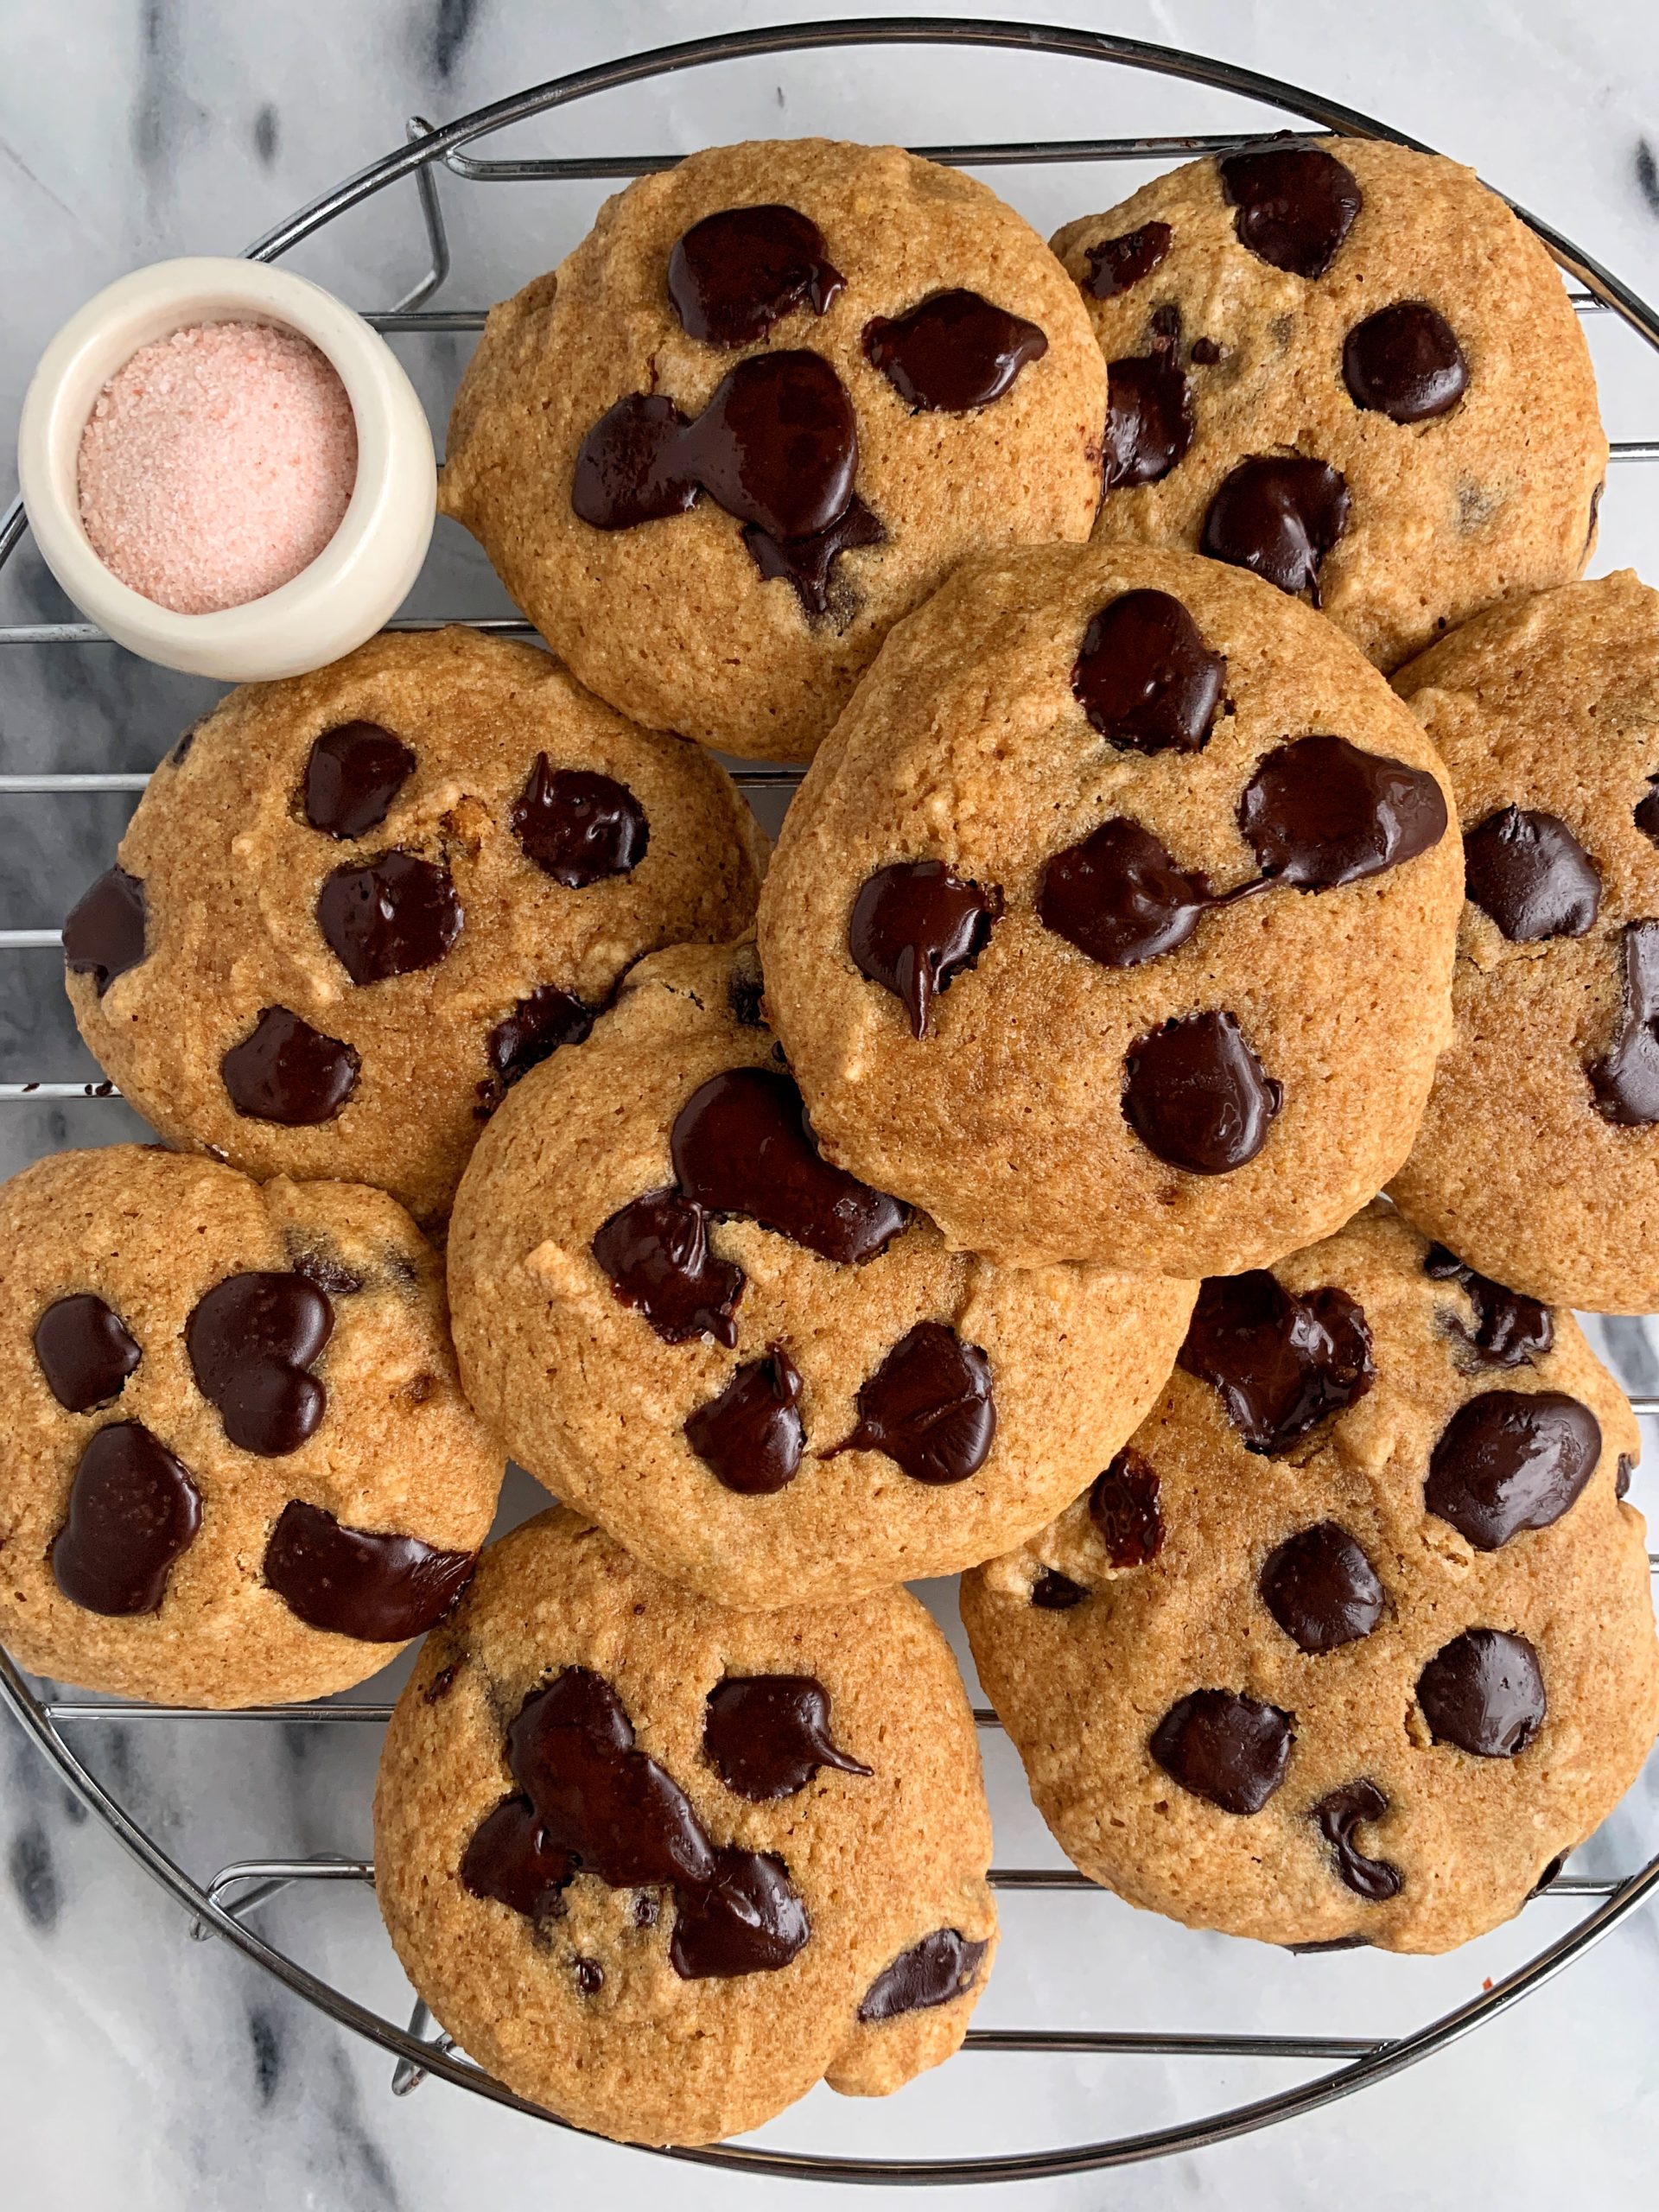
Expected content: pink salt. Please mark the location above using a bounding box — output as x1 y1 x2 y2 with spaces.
77 319 359 614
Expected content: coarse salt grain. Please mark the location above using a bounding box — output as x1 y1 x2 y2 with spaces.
76 319 359 615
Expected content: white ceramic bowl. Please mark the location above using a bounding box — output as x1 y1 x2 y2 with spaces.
16 256 436 683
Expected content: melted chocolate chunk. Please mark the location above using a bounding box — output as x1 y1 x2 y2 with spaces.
1083 221 1173 299
848 861 1001 1038
1312 1779 1402 1901
62 866 148 995
1590 921 1659 1124
1149 1688 1294 1815
569 391 697 528
858 1929 988 2022
671 1066 909 1263
1039 817 1211 969
1200 456 1351 604
1287 1934 1371 1955
1071 589 1225 756
1425 1389 1601 1551
221 1007 359 1125
316 851 462 985
683 1347 805 1494
1089 1448 1163 1567
263 1500 476 1638
1104 351 1192 487
1218 144 1362 277
50 1422 201 1615
1122 1011 1281 1175
34 1294 141 1412
461 1796 575 1921
1634 779 1659 845
671 1847 810 1979
1463 806 1601 941
1179 1271 1375 1452
744 491 886 619
483 984 594 1103
1239 734 1447 889
1417 1628 1545 1758
1423 1244 1554 1369
302 721 416 839
863 288 1048 411
289 1250 362 1297
702 1675 871 1800
1030 1567 1088 1610
668 203 843 346
833 1322 996 1484
186 1272 333 1456
1616 1452 1633 1500
592 1188 745 1348
511 757 649 887
1343 301 1468 423
1259 1522 1384 1653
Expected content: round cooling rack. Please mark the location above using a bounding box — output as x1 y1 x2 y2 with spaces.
3 16 1658 2185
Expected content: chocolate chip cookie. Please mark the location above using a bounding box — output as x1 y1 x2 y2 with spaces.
1052 137 1605 673
62 626 765 1226
0 1144 503 1706
757 542 1461 1274
1387 573 1659 1311
373 1505 996 2145
961 1204 1658 1954
447 939 1194 1606
439 138 1105 761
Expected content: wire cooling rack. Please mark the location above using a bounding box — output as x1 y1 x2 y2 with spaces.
3 16 1658 2186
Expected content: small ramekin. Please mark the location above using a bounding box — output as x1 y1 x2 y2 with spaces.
17 256 436 683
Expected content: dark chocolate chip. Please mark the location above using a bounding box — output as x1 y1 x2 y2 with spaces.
316 850 462 985
1259 1522 1384 1652
1030 1567 1088 1610
668 203 843 347
49 1422 201 1615
1179 1271 1375 1452
1082 221 1173 299
1343 301 1468 423
62 866 147 995
669 1846 810 1979
574 1957 605 1994
1417 1628 1545 1758
1311 1778 1402 1901
423 1657 461 1704
848 860 1001 1038
1530 1851 1568 1897
1200 456 1351 604
1104 351 1192 487
1191 336 1223 365
1149 1688 1294 1814
1122 1011 1281 1175
1616 1452 1633 1500
592 1188 745 1348
482 984 593 1103
1239 734 1447 889
632 1891 660 1927
863 288 1048 411
1071 589 1225 756
1463 806 1601 941
1088 1447 1163 1567
744 491 886 619
728 945 766 1028
186 1272 333 1456
1039 817 1212 969
511 757 649 887
858 1929 988 2022
683 1347 805 1495
702 1675 871 1799
1634 778 1659 846
289 1250 363 1296
263 1499 475 1639
689 350 858 540
461 1796 574 1921
569 391 697 529
1422 1243 1553 1369
832 1321 996 1484
1426 1389 1601 1550
1287 1934 1371 1955
221 1007 359 1126
1218 144 1362 277
671 1065 910 1264
1590 921 1659 1124
302 721 416 839
34 1294 141 1412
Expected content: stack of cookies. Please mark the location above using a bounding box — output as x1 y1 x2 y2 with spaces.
3 134 1656 2151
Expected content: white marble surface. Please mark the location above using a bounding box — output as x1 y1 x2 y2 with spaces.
3 3 1659 2207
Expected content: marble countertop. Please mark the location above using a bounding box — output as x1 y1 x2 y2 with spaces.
3 3 1659 2207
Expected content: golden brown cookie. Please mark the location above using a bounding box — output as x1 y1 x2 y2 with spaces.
61 626 765 1228
962 1205 1658 1955
1052 137 1605 671
447 940 1194 1607
1389 573 1659 1311
440 138 1105 760
373 1506 996 2145
0 1145 503 1706
757 542 1462 1274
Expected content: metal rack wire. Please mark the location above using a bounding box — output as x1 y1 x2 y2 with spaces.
2 16 1657 2184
